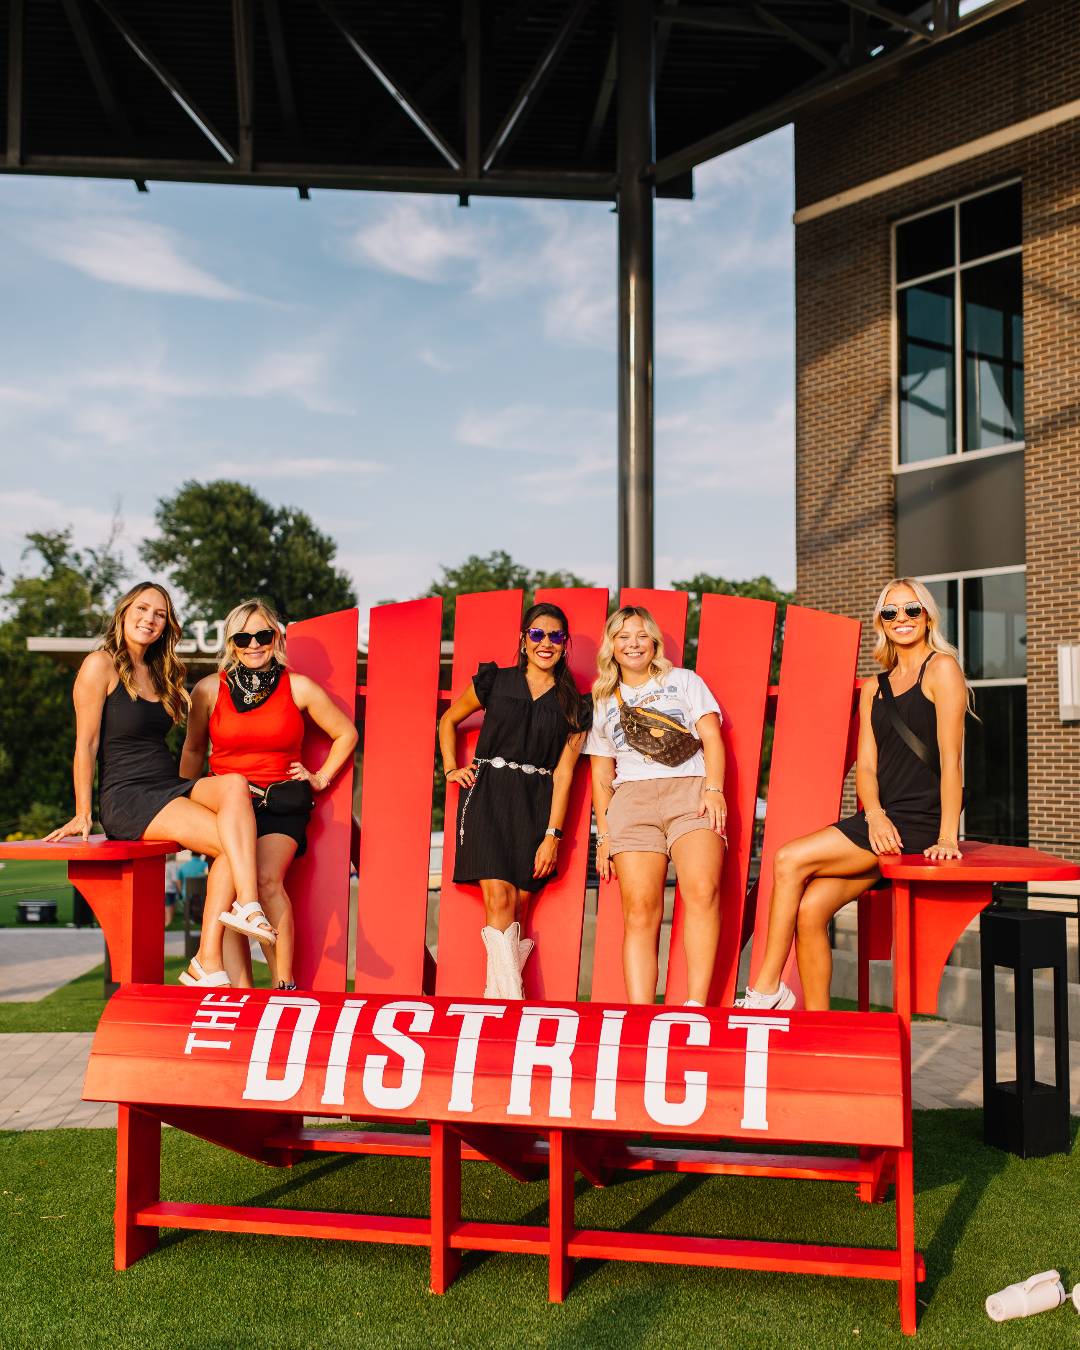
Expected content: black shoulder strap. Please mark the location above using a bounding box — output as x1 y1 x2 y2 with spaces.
877 672 939 778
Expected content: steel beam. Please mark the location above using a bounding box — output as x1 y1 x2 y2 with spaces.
654 0 1027 183
617 0 655 590
7 0 24 167
92 0 237 162
263 0 302 154
751 5 841 71
315 0 462 170
582 38 616 161
233 0 255 171
483 0 593 172
61 0 133 144
463 0 481 178
836 0 931 40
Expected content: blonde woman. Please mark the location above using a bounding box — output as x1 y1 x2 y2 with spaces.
181 600 357 990
741 578 969 1012
45 582 261 988
586 606 726 1005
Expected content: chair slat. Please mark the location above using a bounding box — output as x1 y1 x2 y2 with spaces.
666 594 776 1005
435 591 525 997
590 589 689 1001
748 606 861 1001
526 587 610 999
285 608 359 991
354 598 442 994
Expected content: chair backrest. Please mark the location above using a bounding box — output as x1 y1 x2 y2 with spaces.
282 608 359 991
349 589 861 1006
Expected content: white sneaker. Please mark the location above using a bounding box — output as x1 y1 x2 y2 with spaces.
735 982 796 1011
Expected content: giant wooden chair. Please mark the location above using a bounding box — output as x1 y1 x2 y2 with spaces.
79 590 929 1333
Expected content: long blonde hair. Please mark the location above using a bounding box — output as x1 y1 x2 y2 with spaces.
101 581 189 724
592 606 674 706
872 577 976 712
219 598 288 674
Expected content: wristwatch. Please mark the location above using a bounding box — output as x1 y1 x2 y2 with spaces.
545 828 563 839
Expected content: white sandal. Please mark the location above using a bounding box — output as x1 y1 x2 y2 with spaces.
179 956 231 987
219 900 277 947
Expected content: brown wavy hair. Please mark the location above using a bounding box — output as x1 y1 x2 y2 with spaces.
101 581 189 723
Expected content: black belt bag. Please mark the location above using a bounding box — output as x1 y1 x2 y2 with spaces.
249 779 314 815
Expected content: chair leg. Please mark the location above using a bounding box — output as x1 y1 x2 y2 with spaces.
857 892 871 1013
896 1142 917 1334
430 1123 462 1294
548 1129 574 1303
114 1107 160 1269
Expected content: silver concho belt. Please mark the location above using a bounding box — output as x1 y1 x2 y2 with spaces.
459 757 552 844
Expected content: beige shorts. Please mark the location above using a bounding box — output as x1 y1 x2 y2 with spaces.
606 775 712 857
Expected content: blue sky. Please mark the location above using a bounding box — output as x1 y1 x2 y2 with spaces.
0 128 795 630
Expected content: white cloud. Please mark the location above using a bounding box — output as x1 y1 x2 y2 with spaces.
21 215 247 300
347 199 485 283
242 347 353 415
0 488 153 558
417 347 453 373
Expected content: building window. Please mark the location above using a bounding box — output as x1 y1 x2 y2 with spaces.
920 567 1027 845
895 182 1023 466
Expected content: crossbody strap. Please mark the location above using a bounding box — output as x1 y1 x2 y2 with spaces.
877 672 939 779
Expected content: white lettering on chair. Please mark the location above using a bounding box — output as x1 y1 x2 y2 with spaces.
242 996 321 1102
185 992 251 1054
727 1015 790 1131
644 1011 710 1127
445 1003 506 1112
320 999 368 1105
362 1000 434 1111
506 1007 579 1119
591 1009 627 1121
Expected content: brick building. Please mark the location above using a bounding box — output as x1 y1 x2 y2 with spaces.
793 0 1079 854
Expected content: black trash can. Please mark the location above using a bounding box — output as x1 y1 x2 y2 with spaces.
981 906 1071 1158
16 899 58 924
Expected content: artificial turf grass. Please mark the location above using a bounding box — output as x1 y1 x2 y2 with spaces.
0 956 273 1033
1 1113 1076 1350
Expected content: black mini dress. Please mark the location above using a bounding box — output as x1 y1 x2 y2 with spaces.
834 654 942 856
98 684 193 840
453 662 590 893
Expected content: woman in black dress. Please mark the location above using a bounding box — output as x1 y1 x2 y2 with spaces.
739 577 970 1011
438 603 590 998
45 582 261 988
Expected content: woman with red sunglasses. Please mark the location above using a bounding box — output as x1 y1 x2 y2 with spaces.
439 602 590 998
739 577 972 1011
180 599 357 989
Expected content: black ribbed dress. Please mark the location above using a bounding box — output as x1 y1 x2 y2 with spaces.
834 653 942 855
97 684 193 840
453 663 590 893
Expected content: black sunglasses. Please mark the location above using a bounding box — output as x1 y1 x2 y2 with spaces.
232 628 276 649
525 627 568 645
879 603 924 623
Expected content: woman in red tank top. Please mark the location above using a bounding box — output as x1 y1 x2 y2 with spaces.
181 600 357 988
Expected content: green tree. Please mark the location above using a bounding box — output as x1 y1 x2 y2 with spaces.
0 525 127 832
672 573 793 680
140 480 356 623
423 550 592 640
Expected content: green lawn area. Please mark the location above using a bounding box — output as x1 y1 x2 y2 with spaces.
0 957 273 1033
0 859 77 925
0 1112 1076 1349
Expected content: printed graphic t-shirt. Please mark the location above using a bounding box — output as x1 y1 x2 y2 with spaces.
584 667 722 784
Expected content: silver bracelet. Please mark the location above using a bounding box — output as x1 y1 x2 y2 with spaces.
595 832 609 845
704 786 725 794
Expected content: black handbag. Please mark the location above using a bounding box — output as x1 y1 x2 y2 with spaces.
249 779 314 815
615 687 701 767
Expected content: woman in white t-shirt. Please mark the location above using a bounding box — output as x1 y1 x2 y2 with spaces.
585 606 726 1004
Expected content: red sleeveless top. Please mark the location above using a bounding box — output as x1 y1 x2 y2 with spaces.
209 671 305 788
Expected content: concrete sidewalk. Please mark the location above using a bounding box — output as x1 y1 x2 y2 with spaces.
1 1019 1077 1132
0 929 187 1002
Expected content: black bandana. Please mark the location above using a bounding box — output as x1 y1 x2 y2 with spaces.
226 659 283 713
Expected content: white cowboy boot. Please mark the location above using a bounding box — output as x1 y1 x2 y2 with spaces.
481 926 501 997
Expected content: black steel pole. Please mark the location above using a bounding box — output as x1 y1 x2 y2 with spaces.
616 0 655 590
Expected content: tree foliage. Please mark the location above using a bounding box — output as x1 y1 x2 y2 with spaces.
671 572 793 680
0 526 127 832
422 550 591 640
140 480 356 623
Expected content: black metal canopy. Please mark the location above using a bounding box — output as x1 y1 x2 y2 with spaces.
2 0 1019 200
